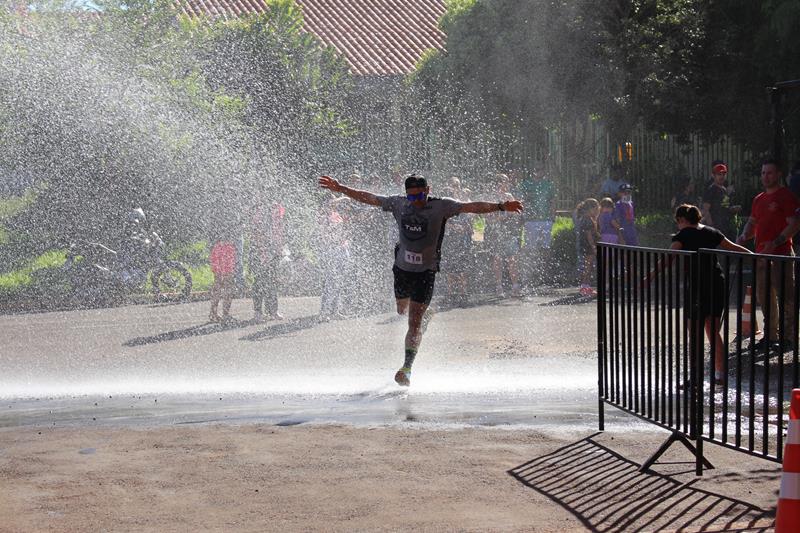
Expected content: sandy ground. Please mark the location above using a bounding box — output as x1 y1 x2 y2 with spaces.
0 423 781 532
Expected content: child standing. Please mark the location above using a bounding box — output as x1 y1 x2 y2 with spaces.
598 197 618 243
209 228 237 323
613 183 638 246
576 198 600 296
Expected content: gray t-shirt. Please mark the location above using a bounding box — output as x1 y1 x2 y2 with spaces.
378 195 464 272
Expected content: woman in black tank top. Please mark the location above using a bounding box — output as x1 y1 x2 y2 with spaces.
669 204 752 381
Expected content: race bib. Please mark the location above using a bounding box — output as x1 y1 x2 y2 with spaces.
404 250 423 265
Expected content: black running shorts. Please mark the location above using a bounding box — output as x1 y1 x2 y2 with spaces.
393 265 436 305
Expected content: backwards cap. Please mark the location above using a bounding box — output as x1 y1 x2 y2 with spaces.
712 163 728 174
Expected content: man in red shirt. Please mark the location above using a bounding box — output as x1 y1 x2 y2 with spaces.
738 159 800 349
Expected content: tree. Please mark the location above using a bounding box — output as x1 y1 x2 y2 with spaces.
0 0 354 248
413 0 800 182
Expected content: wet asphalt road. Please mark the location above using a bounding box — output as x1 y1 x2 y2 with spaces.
1 291 603 427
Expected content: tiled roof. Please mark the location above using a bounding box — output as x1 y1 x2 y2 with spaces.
176 0 447 76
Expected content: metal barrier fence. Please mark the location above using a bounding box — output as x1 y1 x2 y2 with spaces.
597 243 800 475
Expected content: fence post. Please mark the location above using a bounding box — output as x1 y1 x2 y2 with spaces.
597 244 605 431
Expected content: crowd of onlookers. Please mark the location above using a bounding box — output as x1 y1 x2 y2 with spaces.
576 157 800 364
203 157 800 330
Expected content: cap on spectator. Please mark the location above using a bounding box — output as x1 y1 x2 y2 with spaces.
712 162 728 174
619 183 634 192
404 174 428 190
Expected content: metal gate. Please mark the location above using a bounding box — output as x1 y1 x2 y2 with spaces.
598 243 800 474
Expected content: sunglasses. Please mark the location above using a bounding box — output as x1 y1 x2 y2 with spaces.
406 192 428 201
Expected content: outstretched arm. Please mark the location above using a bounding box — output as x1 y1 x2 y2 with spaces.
719 238 753 254
460 199 523 214
318 175 381 207
644 241 680 285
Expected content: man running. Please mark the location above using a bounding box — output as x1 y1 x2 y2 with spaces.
318 173 523 386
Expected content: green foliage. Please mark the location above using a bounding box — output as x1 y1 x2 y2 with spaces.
0 0 354 247
634 213 675 248
197 8 354 155
549 216 577 283
0 192 36 244
415 0 800 172
169 240 209 266
187 264 214 292
0 249 66 292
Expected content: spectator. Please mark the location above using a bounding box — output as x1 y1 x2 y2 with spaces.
448 176 464 193
485 173 522 298
788 161 800 199
701 161 740 240
248 199 286 322
600 164 626 199
515 166 556 287
737 158 800 351
597 197 619 244
575 198 600 296
671 178 697 210
209 226 237 323
317 197 350 321
440 184 473 306
613 184 638 246
651 204 751 382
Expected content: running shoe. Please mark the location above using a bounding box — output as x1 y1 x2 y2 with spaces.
394 368 411 387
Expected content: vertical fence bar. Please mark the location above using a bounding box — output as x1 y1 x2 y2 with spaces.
667 247 674 428
735 255 743 448
708 252 716 440
640 248 647 414
777 259 786 461
654 251 661 422
633 248 640 414
646 251 653 419
661 250 668 424
614 247 621 404
598 245 606 431
675 253 682 430
682 254 690 434
722 254 731 444
627 248 634 410
794 256 800 390
749 257 757 453
692 251 704 475
763 259 772 457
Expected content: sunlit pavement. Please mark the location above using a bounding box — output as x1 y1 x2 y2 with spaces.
1 291 625 429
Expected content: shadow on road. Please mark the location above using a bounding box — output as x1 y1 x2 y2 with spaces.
539 294 595 306
239 316 319 342
508 434 774 532
123 319 256 347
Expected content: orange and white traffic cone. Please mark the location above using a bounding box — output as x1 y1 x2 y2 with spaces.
776 389 800 531
741 285 761 338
